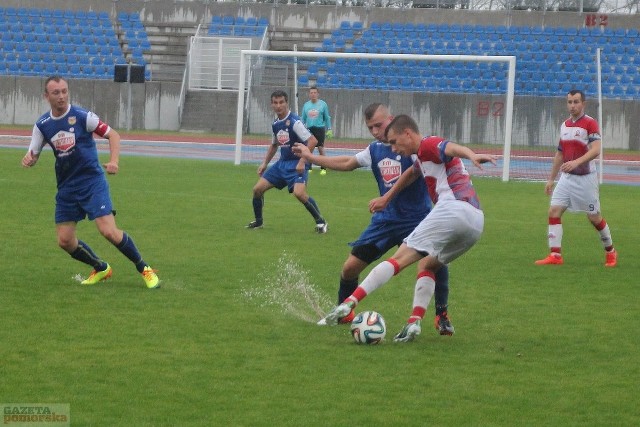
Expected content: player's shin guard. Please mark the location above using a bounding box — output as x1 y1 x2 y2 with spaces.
303 197 324 223
411 271 436 320
358 259 399 296
547 218 563 253
433 265 449 316
252 196 264 222
594 219 614 251
70 240 107 270
115 232 146 273
338 277 359 305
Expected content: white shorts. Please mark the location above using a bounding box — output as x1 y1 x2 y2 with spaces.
404 200 484 265
551 172 600 214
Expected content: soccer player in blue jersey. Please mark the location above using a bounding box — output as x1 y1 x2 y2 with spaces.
21 76 160 288
301 86 332 175
293 103 454 335
246 90 328 233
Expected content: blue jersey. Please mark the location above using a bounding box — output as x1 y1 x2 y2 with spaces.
33 105 106 191
272 111 313 162
349 142 431 248
356 142 431 221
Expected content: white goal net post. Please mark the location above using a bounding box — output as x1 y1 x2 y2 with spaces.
234 50 516 181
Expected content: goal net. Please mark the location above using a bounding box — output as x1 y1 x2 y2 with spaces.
234 50 520 181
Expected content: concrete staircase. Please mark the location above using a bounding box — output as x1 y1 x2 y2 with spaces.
180 91 238 132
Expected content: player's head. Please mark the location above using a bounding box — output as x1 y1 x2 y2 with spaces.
309 86 319 101
566 89 586 119
270 90 289 118
44 75 70 116
384 114 420 156
364 103 393 143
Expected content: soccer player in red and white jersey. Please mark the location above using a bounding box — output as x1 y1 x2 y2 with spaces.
535 89 617 267
318 114 496 342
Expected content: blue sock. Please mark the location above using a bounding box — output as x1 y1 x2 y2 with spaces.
252 196 264 223
434 265 450 316
304 197 324 223
115 232 146 273
70 240 108 270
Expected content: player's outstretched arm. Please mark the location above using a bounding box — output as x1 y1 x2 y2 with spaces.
292 143 359 171
445 142 497 170
102 128 121 174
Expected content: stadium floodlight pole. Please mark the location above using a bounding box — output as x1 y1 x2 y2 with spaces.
235 50 516 176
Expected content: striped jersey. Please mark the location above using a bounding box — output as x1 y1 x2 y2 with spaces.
413 136 481 210
558 114 601 175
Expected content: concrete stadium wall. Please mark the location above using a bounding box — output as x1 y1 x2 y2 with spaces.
0 76 181 131
1 1 638 149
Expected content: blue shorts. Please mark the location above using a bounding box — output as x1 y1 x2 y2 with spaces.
55 178 113 224
262 160 308 193
349 213 423 252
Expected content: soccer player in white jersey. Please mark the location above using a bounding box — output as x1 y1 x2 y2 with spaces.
535 89 617 267
294 103 454 335
319 114 496 342
21 76 160 288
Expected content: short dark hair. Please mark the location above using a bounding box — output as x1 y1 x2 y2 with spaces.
309 86 318 91
44 75 66 92
385 114 419 139
568 89 585 101
271 90 288 102
364 103 384 121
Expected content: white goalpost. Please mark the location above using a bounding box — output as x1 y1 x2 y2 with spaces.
234 50 516 180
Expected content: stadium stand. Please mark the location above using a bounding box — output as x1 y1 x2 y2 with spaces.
308 21 640 99
207 14 269 39
0 6 127 80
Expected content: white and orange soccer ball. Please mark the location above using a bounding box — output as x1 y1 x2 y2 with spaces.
350 311 386 344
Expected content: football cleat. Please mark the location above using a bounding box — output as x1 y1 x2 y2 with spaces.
317 301 354 326
338 309 355 324
246 220 263 229
535 253 563 265
81 264 112 285
393 320 422 343
315 222 328 234
142 266 160 289
605 249 617 267
320 169 327 176
434 312 455 336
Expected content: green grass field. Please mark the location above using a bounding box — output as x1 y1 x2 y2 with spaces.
1 148 638 426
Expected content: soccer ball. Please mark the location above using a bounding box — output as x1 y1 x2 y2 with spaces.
350 311 386 344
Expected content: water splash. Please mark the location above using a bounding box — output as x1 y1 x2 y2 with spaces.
241 252 333 323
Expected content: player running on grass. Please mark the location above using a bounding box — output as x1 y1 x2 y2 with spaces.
21 75 159 288
294 103 454 335
319 114 496 342
246 90 328 233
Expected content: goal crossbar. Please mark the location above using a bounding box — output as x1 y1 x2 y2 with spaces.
235 50 516 181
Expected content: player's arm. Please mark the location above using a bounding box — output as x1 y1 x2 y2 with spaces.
369 166 421 213
324 102 332 136
560 139 601 173
258 141 278 176
102 127 121 175
21 124 44 168
292 143 359 171
545 150 564 195
444 142 497 169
